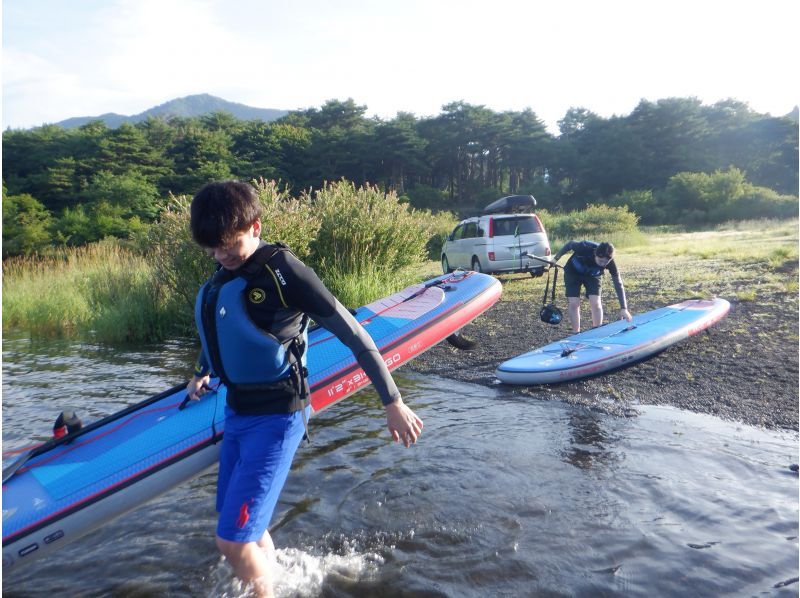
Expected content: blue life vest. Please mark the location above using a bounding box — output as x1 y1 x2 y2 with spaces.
195 245 309 414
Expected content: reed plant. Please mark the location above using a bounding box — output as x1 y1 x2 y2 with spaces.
307 180 434 305
3 240 171 341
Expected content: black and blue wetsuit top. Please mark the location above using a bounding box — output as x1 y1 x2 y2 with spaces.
194 241 401 414
554 240 628 310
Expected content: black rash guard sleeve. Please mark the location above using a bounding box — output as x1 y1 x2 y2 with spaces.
268 250 402 406
266 251 339 317
605 259 628 310
553 240 578 262
311 302 402 406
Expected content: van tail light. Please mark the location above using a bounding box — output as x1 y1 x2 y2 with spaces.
488 218 494 238
488 252 496 261
545 247 551 256
534 215 546 234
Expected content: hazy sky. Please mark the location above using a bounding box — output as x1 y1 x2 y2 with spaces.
3 0 798 133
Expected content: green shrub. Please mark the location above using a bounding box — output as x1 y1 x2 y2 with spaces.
711 186 798 222
309 180 430 304
54 202 150 247
418 209 459 260
255 178 320 260
540 204 640 242
145 193 216 330
663 167 798 225
607 189 667 225
145 178 320 331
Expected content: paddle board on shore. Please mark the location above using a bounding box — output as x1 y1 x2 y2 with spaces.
495 298 730 385
3 271 501 572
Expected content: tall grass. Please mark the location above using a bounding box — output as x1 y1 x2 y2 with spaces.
3 240 172 341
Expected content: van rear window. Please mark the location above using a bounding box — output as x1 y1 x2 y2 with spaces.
493 217 542 236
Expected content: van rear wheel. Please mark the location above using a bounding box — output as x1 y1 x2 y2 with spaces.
471 257 483 273
442 255 451 274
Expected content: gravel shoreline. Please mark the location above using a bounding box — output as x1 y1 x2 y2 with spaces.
408 271 799 431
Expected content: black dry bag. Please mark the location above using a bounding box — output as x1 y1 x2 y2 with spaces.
540 266 563 325
540 303 563 325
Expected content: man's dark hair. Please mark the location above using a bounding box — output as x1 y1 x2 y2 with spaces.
595 242 615 259
190 181 262 248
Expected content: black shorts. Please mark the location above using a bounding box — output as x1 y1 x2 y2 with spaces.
564 266 601 298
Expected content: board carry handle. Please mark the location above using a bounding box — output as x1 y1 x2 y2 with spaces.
179 382 215 410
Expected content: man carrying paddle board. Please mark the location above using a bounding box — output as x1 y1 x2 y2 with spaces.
185 181 423 597
551 240 633 333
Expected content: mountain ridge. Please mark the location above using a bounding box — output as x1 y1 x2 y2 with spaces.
54 93 289 129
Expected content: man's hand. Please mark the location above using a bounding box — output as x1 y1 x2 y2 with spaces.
186 374 211 402
385 398 423 448
619 308 633 322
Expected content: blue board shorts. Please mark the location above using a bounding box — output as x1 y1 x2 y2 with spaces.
216 405 309 543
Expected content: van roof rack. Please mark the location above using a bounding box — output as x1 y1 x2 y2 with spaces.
482 195 537 215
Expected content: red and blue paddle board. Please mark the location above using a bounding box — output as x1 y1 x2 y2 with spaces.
3 271 501 571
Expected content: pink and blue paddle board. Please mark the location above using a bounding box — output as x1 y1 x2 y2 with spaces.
3 271 501 571
496 298 730 385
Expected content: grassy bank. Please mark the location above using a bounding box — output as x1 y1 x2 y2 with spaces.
501 218 799 307
3 181 457 341
4 217 796 344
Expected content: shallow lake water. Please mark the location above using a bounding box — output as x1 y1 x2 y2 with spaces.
3 336 798 597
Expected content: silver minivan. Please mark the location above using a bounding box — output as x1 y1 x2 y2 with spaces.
441 209 551 276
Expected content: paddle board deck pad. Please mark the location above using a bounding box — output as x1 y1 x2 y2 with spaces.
495 298 730 385
2 271 501 571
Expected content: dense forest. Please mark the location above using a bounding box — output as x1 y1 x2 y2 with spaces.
2 96 798 257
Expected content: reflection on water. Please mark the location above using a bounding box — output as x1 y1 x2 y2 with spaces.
3 336 798 597
563 410 622 470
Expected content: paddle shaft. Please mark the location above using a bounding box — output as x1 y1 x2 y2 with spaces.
525 253 562 269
